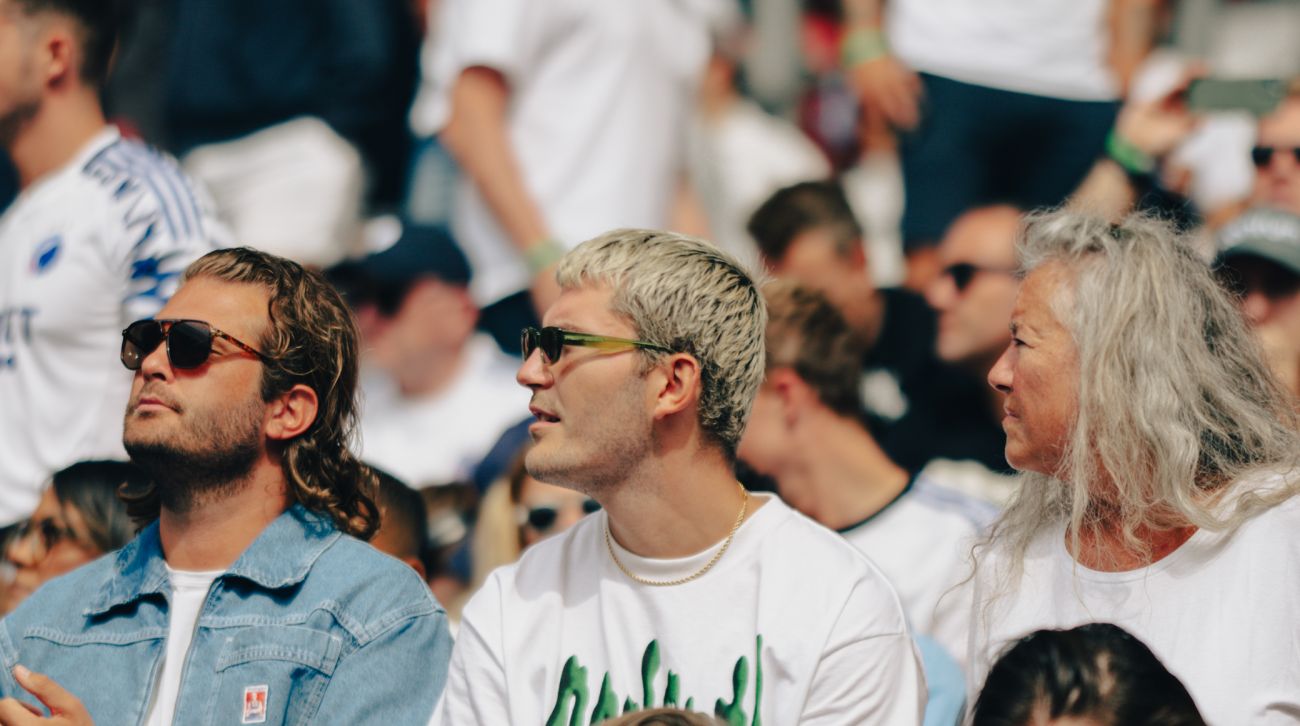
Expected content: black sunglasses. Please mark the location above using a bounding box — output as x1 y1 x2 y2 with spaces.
121 319 271 371
523 499 603 532
942 262 1016 292
521 326 672 364
1251 145 1300 168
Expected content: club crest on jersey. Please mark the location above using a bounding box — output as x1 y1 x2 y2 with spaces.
31 236 61 275
241 685 268 724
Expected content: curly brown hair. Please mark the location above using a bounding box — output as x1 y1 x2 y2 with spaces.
123 247 379 539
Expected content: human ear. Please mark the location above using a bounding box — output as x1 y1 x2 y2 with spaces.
767 368 812 427
265 384 320 440
651 353 702 420
36 24 76 89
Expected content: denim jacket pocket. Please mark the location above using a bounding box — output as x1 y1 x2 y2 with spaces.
203 625 343 726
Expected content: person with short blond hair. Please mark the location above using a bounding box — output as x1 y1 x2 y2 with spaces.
435 229 924 725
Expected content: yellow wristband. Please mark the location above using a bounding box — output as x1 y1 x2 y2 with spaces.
525 238 566 275
841 27 889 68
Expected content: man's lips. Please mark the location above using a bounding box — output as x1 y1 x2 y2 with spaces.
131 393 178 413
529 404 560 424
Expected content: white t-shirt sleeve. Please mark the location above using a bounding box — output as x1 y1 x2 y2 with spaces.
439 0 530 83
800 579 927 725
432 572 510 725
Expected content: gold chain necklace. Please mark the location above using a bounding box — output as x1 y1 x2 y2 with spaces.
605 482 749 587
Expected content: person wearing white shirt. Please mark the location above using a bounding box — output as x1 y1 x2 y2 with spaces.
350 225 529 487
429 0 726 348
434 229 925 725
0 0 224 526
739 281 992 726
970 210 1300 724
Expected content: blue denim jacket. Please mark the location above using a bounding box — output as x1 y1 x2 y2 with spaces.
0 505 451 725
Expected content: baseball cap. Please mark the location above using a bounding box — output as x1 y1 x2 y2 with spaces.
360 224 472 288
1216 207 1300 277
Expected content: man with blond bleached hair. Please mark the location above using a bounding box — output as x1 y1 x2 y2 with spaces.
434 229 925 725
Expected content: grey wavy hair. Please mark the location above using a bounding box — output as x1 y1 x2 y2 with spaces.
985 210 1300 575
556 229 766 456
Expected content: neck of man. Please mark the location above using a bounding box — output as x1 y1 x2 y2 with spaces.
158 458 291 572
602 434 759 560
783 410 910 530
8 91 107 190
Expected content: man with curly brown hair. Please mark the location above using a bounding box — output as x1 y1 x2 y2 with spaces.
0 247 452 725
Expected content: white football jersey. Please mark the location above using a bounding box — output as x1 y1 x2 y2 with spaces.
0 127 228 525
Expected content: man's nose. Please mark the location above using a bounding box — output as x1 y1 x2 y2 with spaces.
516 349 552 388
138 337 173 379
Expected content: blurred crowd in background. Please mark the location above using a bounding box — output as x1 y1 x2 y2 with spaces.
2 0 1300 722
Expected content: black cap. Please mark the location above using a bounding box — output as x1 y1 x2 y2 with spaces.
360 224 472 287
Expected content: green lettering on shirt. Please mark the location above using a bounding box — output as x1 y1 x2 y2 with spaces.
544 637 765 725
545 656 590 726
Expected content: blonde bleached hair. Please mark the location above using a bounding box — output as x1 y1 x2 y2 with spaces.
556 229 766 457
985 210 1300 575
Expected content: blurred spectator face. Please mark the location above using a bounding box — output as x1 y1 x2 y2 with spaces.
768 228 874 334
1223 254 1300 327
517 475 600 548
4 487 100 610
736 382 785 478
738 372 822 516
370 279 477 377
926 207 1020 370
987 264 1078 476
1252 97 1300 214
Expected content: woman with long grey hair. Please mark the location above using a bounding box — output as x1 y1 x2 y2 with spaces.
968 210 1300 725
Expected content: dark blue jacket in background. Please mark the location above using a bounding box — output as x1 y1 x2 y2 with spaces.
163 0 420 206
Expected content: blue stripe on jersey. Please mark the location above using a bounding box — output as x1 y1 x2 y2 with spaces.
84 148 180 241
127 251 185 304
111 142 205 240
103 145 193 240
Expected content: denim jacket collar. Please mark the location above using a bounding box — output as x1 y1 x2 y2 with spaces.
85 504 342 617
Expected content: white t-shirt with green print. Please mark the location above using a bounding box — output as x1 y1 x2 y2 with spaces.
433 493 926 725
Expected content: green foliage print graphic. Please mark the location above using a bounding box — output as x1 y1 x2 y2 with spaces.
544 636 765 726
545 656 590 726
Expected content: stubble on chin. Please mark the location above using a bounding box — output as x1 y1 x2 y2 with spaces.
123 401 265 516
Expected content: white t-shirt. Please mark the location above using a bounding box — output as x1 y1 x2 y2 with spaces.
428 0 718 307
968 475 1300 725
359 334 529 487
887 0 1118 101
144 566 223 726
0 128 225 525
839 475 996 669
434 494 926 725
